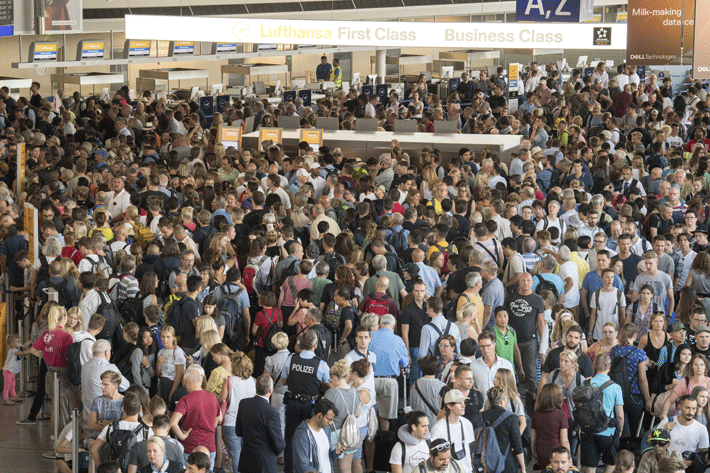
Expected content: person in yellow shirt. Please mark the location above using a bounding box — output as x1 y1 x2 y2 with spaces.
427 224 458 273
331 58 343 88
427 183 450 215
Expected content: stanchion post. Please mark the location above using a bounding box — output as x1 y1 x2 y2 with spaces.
53 370 60 441
72 408 80 473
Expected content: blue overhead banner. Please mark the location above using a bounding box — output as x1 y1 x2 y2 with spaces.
516 0 594 22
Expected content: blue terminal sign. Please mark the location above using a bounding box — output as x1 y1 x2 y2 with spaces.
516 0 594 22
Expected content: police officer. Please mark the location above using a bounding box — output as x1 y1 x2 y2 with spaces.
281 329 332 473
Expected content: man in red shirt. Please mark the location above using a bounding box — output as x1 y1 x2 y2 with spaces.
171 367 221 470
685 127 710 153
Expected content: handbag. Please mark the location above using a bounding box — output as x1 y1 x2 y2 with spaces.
219 376 231 424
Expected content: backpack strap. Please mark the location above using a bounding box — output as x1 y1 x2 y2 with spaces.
415 382 439 415
443 321 452 336
551 369 560 385
476 241 500 266
490 409 514 430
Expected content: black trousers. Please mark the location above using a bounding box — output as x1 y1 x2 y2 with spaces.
28 360 48 421
284 397 315 473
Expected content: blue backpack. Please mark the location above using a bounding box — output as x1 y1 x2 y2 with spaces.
472 410 514 473
387 227 408 253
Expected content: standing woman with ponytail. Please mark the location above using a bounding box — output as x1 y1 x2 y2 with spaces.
482 386 526 473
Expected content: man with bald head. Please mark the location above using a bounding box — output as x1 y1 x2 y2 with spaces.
359 276 398 318
412 248 443 297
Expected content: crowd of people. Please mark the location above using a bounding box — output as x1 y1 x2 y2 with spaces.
1 60 710 473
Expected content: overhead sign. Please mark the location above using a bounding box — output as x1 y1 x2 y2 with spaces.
300 128 323 153
125 40 151 57
78 40 105 60
170 41 195 56
125 15 627 50
218 125 242 150
508 63 520 113
516 0 594 22
214 43 237 53
29 42 58 62
694 0 710 78
258 127 283 151
627 0 695 65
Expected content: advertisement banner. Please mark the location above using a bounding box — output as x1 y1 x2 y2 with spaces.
23 203 38 266
693 0 710 78
219 126 242 150
126 15 627 50
516 0 594 23
300 129 323 152
45 0 82 33
627 0 695 65
258 127 283 151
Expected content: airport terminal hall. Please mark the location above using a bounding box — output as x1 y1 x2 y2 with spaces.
1 1 710 473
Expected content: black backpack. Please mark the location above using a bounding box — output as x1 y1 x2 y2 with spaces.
39 278 74 311
66 337 92 386
121 294 145 326
96 292 122 344
114 347 135 384
387 227 408 254
312 324 332 360
157 265 182 300
534 275 558 299
445 293 471 322
216 285 245 351
609 346 639 404
165 295 187 338
572 379 616 434
101 421 147 473
36 253 51 287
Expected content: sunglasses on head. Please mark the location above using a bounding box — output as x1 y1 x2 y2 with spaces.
430 441 451 452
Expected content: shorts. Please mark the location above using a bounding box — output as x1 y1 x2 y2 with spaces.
580 433 618 468
354 426 368 460
374 378 398 420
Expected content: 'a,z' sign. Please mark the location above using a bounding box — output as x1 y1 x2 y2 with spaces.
516 0 593 22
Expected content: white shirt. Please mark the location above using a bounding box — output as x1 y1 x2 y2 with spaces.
430 417 475 473
72 331 96 365
79 290 101 330
590 288 627 340
470 355 513 395
389 438 431 473
267 187 292 210
658 418 710 454
559 261 580 308
309 425 332 473
614 74 629 88
107 188 131 219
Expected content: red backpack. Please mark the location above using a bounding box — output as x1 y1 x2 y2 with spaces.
365 295 390 318
243 256 268 297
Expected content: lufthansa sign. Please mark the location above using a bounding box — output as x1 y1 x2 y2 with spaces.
125 15 627 50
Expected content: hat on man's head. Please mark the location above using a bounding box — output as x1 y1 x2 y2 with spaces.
695 224 710 235
443 389 469 404
404 263 420 275
668 321 686 333
520 140 531 150
94 148 108 159
649 429 671 443
695 324 710 335
601 130 612 140
296 168 310 178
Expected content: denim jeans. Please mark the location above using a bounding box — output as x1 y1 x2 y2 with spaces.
222 426 242 473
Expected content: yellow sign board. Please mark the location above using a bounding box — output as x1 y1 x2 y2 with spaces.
218 125 242 150
258 127 283 151
300 128 323 152
24 203 38 266
16 142 25 199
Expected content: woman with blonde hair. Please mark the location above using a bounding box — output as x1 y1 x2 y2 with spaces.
65 307 83 337
221 351 256 473
156 326 186 403
323 360 362 473
493 367 527 435
403 189 421 209
181 207 196 232
207 232 236 266
456 302 479 341
420 165 440 201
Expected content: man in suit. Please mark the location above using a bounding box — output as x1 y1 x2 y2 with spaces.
235 374 286 473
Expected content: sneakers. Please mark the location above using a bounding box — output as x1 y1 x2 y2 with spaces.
41 451 57 460
16 417 36 425
36 414 50 421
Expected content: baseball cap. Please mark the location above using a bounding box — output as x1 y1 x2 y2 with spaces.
696 324 710 335
668 321 686 333
601 130 612 140
649 428 671 444
404 263 420 275
443 389 468 404
296 168 310 178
